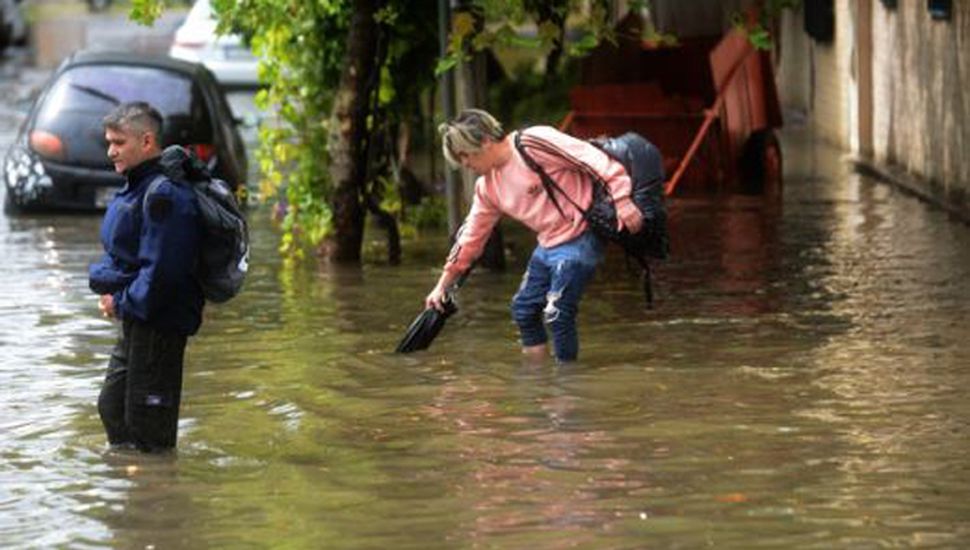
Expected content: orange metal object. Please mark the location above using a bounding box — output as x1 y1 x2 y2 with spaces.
560 21 782 196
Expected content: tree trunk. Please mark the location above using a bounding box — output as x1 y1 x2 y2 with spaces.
452 1 505 271
327 0 380 262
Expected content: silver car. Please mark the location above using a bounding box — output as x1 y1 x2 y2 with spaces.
168 0 259 89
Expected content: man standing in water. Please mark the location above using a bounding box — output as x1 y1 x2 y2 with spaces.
89 102 203 452
426 109 642 362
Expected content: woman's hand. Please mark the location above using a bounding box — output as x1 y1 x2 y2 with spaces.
425 283 449 312
624 210 643 234
616 199 643 234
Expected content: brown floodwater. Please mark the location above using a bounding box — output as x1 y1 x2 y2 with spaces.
1 129 968 548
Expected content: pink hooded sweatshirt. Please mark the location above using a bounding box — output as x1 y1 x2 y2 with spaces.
443 126 640 276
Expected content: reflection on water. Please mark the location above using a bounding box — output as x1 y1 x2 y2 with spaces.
1 129 969 547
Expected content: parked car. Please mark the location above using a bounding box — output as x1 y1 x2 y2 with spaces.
85 0 111 12
0 0 28 54
169 0 260 89
2 50 248 213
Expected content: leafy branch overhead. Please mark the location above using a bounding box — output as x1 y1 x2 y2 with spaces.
127 0 799 263
733 0 802 50
128 0 619 261
437 0 613 76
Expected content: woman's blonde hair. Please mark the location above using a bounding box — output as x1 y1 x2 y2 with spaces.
438 109 505 167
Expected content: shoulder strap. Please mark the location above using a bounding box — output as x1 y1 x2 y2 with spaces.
514 130 587 219
141 174 168 212
146 174 167 192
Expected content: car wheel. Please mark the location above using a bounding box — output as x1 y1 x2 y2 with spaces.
3 190 24 215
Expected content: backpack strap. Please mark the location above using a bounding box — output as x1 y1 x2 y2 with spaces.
517 130 658 310
514 130 587 220
141 174 169 217
146 174 167 193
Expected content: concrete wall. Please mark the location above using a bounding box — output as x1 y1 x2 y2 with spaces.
777 0 970 214
775 8 811 116
870 1 970 207
648 0 750 38
778 0 855 148
612 0 755 38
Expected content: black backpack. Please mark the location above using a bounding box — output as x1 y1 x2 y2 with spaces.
156 145 249 303
515 129 670 306
588 132 670 260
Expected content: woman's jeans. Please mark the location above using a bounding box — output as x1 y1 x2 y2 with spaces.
511 231 604 362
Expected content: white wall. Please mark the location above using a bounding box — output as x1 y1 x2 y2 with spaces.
870 1 970 203
777 1 970 210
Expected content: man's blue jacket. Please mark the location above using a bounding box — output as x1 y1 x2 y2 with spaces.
89 157 205 336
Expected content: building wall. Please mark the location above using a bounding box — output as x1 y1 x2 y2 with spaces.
775 8 811 115
778 0 970 211
611 0 756 37
648 0 750 38
803 0 855 148
870 1 970 205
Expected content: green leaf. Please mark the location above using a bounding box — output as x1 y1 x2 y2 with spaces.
434 55 459 76
566 32 599 57
128 0 163 25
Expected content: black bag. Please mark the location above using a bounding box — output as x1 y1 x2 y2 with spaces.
514 130 670 306
515 131 669 259
395 297 458 353
157 145 250 303
395 269 470 353
589 133 670 260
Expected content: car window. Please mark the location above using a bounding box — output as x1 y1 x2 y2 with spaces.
36 65 195 123
32 64 215 167
171 84 214 144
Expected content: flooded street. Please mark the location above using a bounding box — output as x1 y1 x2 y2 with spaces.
2 71 970 546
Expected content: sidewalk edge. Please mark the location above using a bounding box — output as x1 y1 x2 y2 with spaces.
850 157 970 226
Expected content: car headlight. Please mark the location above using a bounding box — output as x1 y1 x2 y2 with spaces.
4 146 53 201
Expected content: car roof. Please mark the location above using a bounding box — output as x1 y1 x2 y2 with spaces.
61 50 212 80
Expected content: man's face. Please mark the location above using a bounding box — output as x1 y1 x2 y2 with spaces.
105 125 154 174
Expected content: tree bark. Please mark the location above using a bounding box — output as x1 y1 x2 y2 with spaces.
328 0 380 262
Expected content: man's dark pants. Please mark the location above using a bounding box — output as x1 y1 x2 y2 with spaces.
98 318 187 452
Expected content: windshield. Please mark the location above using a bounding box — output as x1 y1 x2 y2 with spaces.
32 65 207 167
67 83 122 106
36 65 194 123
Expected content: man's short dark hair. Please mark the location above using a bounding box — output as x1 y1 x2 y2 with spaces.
103 102 163 139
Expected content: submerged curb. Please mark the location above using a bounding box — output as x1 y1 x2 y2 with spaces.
852 157 970 226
